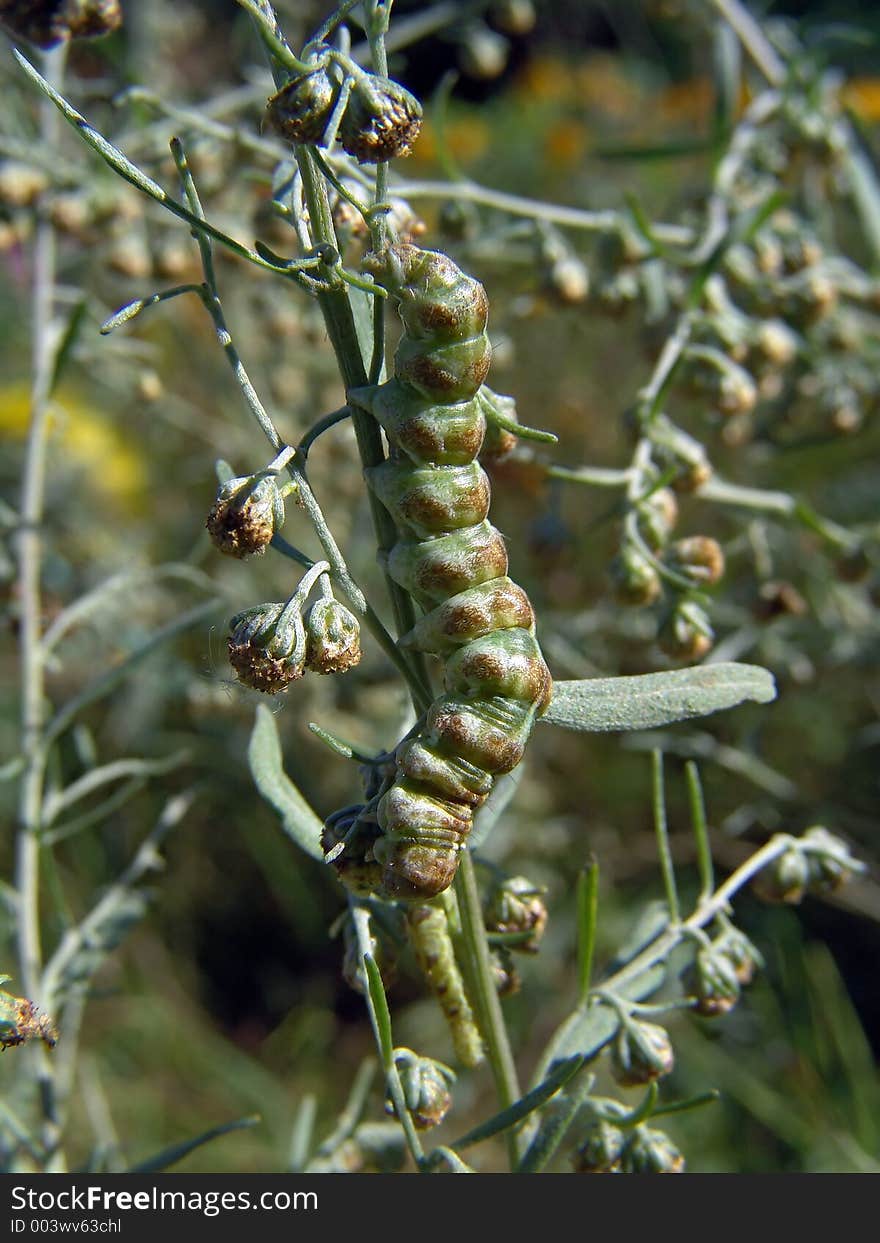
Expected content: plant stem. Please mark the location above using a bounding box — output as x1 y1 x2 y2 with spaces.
14 45 66 1172
455 853 522 1169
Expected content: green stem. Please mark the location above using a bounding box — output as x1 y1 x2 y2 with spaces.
454 852 522 1170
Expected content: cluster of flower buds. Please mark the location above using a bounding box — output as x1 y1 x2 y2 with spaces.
483 874 549 954
573 1116 684 1174
591 227 666 317
266 48 422 164
610 468 723 662
226 562 362 693
682 924 762 1017
329 179 425 260
610 1017 675 1087
0 0 121 48
755 827 862 905
385 1048 455 1130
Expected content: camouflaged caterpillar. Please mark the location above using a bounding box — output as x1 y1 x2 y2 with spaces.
332 244 552 902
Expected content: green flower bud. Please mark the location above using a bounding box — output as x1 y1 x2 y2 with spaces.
611 1019 675 1087
687 945 741 1017
572 1119 626 1174
803 826 857 895
753 319 799 368
340 75 422 164
665 536 725 587
658 599 714 662
491 0 537 36
638 488 678 550
610 545 662 607
755 843 812 904
717 927 763 986
227 599 306 694
622 1126 685 1174
265 63 340 146
206 474 283 559
489 946 521 997
386 1049 455 1130
484 875 548 954
457 25 510 80
304 597 362 674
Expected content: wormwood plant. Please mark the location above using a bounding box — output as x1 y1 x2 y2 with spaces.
1 0 876 1173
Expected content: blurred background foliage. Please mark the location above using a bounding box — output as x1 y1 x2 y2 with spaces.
1 0 879 1172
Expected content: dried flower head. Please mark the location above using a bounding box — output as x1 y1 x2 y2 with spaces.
339 74 422 163
304 597 362 674
227 600 306 694
265 64 339 146
386 1049 455 1130
206 474 284 559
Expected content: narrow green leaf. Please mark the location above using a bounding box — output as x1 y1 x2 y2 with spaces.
576 859 599 1005
516 1068 594 1173
248 706 324 861
308 722 378 763
652 1089 720 1119
128 1115 259 1173
542 662 776 733
49 298 88 396
363 954 394 1066
450 1055 584 1152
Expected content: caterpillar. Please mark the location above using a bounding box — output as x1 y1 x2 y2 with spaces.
337 244 552 902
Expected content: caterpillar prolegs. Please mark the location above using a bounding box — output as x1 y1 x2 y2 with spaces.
327 244 552 902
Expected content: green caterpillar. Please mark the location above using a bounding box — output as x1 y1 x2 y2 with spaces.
333 244 551 902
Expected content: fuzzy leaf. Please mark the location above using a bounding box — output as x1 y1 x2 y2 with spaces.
248 706 324 861
542 662 776 734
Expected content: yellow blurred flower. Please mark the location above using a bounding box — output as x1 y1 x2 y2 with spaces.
842 78 880 123
1 383 148 511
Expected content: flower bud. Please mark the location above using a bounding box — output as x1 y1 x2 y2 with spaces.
803 826 857 895
489 947 521 997
666 536 725 587
484 875 548 953
341 915 399 996
340 75 422 163
545 255 590 305
227 600 306 694
0 161 49 208
717 927 763 986
621 1126 685 1173
638 488 678 550
611 1019 675 1087
658 599 713 662
206 474 283 559
386 1049 455 1130
753 319 798 368
304 597 362 674
755 843 812 904
686 945 741 1017
610 546 662 607
572 1119 626 1174
265 64 340 146
1 0 121 47
491 0 537 36
0 980 57 1050
457 25 510 80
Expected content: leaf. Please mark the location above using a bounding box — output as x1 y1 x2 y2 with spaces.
363 955 394 1066
49 298 88 397
128 1116 260 1174
449 1056 585 1152
542 662 776 733
248 706 324 861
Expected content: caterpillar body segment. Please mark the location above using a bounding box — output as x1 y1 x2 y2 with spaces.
340 244 552 901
